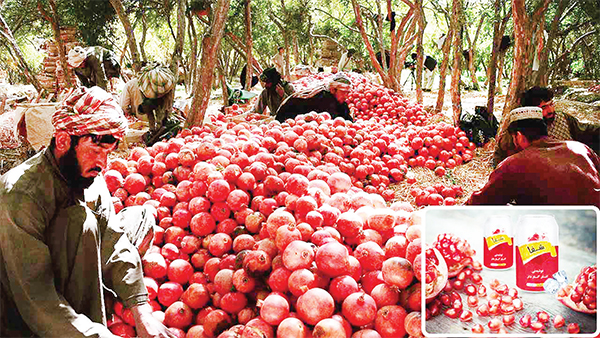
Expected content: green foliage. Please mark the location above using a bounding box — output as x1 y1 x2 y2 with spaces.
54 0 117 46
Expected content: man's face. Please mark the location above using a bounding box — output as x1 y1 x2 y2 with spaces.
539 100 555 122
75 135 118 179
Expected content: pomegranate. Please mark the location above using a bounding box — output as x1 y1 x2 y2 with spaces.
415 247 448 302
259 293 290 326
342 292 378 326
313 318 347 338
433 233 475 277
296 288 335 325
557 265 597 313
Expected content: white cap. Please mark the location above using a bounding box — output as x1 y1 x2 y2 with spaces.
508 106 543 125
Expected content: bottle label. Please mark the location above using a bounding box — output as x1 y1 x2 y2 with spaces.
485 234 512 250
518 241 557 264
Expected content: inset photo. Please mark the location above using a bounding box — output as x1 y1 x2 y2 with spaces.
422 206 598 337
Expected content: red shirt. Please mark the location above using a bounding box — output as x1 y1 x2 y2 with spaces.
468 138 600 207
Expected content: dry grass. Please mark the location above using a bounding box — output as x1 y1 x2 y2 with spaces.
390 141 495 208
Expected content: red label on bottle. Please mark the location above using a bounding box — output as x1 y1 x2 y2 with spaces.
483 235 514 269
515 244 559 291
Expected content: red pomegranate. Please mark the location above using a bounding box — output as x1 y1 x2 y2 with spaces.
557 265 597 313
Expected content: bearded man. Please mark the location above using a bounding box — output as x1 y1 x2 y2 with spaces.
469 106 600 207
0 87 175 338
493 86 600 166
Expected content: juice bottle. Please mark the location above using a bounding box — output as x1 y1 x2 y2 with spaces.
515 215 559 292
483 215 513 269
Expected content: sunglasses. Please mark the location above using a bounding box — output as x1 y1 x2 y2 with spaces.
88 134 119 148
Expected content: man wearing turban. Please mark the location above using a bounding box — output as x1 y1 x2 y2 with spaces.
275 72 354 123
68 46 121 91
0 87 176 338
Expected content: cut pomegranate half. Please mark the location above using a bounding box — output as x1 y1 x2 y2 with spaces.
557 265 597 314
433 233 475 278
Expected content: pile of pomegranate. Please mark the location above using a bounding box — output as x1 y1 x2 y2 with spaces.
106 108 451 337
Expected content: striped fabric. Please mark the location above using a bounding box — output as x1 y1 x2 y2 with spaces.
138 63 175 99
52 86 128 139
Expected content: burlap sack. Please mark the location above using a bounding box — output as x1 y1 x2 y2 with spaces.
21 103 58 151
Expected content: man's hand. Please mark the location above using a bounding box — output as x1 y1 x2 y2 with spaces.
130 303 178 338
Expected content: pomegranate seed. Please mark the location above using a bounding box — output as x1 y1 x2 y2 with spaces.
453 299 463 311
498 328 508 334
463 268 473 277
453 279 464 290
459 310 473 322
472 260 483 271
512 298 523 311
444 308 460 319
465 284 477 296
487 291 499 300
508 288 518 298
495 284 509 295
467 295 478 307
553 315 565 328
500 304 515 315
519 314 531 328
476 303 489 316
568 323 580 334
537 311 549 323
488 299 500 308
430 302 441 317
443 280 453 292
440 294 451 306
501 295 513 304
489 278 500 289
488 304 500 315
471 324 484 333
530 321 544 331
449 291 461 302
477 285 487 297
502 314 515 325
457 271 467 281
425 308 431 320
470 272 482 284
488 318 502 331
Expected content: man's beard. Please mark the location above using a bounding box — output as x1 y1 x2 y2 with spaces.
58 145 96 191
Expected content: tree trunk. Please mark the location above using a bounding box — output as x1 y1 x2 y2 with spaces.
450 0 463 125
217 60 228 107
486 0 501 119
465 15 484 91
415 0 425 104
186 12 198 93
244 0 252 90
171 0 186 77
140 5 148 62
187 0 231 127
502 0 551 118
225 32 262 73
435 29 453 113
351 0 392 88
536 0 568 86
0 13 42 92
109 0 142 72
